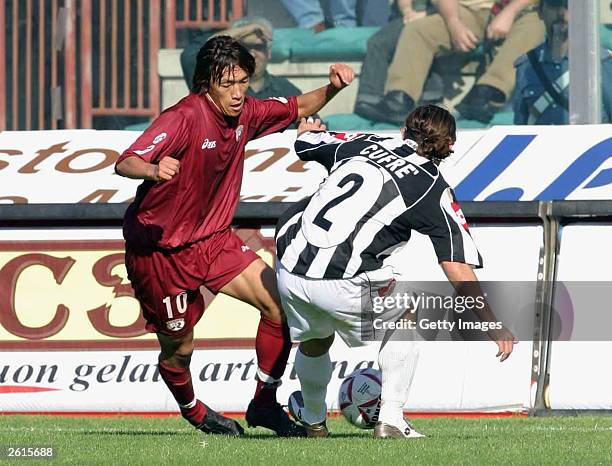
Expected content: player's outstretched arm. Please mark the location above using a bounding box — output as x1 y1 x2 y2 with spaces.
115 156 180 182
295 64 355 120
440 261 517 362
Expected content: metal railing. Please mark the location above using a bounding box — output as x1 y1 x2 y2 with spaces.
0 0 243 130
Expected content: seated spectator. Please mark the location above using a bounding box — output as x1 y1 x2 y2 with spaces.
281 0 357 31
355 0 436 120
514 0 612 124
180 17 306 128
365 0 545 125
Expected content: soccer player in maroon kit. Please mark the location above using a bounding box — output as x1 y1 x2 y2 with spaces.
115 36 354 437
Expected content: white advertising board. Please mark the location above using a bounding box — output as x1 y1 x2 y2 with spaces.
0 340 530 414
547 224 612 409
0 224 539 412
0 125 610 203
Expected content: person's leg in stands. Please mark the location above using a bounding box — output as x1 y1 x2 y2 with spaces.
378 6 483 124
281 0 325 29
478 10 545 101
457 9 544 122
355 18 405 118
330 0 357 27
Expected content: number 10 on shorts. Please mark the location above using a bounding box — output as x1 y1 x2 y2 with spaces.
163 291 188 319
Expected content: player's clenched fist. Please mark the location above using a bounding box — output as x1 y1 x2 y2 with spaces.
153 156 180 182
329 63 355 90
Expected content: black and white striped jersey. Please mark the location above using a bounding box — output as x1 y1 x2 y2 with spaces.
275 131 482 279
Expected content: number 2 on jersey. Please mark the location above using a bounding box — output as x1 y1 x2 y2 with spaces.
302 161 384 248
313 173 364 231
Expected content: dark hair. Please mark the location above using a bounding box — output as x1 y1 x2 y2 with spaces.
404 105 456 164
192 35 256 94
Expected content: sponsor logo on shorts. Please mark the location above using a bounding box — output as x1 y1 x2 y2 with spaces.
240 245 250 253
166 318 185 332
235 125 244 142
201 138 216 149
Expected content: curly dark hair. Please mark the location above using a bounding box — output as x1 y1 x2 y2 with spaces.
192 35 256 94
404 105 456 164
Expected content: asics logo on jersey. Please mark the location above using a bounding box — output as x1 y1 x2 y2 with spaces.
241 245 250 253
202 138 217 149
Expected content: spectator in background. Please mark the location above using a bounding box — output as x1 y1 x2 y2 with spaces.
366 0 545 125
355 0 435 120
281 0 357 31
181 17 306 127
513 0 612 124
221 17 302 99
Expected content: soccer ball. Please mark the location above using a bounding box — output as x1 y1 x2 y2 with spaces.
338 368 382 429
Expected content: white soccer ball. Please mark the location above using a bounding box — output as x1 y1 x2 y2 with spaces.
338 368 382 429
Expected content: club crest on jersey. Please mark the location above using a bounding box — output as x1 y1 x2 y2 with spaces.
166 318 185 332
236 125 244 142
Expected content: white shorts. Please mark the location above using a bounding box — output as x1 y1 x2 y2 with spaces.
276 263 411 347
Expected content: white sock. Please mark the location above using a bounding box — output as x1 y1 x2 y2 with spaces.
294 349 332 425
377 339 420 427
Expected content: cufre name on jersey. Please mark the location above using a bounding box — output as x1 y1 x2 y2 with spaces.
359 144 419 178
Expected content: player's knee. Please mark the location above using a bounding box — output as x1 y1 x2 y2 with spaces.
299 334 335 357
174 342 194 366
258 296 285 322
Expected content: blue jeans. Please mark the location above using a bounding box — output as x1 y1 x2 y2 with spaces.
281 0 357 28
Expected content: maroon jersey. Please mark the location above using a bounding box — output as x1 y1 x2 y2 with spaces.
117 93 298 249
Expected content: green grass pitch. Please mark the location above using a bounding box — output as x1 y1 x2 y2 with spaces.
1 415 611 464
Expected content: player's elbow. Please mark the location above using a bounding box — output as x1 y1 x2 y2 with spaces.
115 158 128 177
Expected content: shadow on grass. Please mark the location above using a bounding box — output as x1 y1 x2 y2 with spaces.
241 432 369 440
80 430 370 439
81 430 189 436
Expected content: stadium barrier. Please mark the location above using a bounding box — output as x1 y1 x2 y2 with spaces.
1 125 611 413
1 200 612 414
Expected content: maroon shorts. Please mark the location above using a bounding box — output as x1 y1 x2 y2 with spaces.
125 228 259 337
